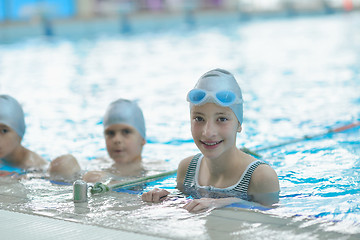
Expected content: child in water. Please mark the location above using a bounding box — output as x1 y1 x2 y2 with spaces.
0 95 47 175
142 69 280 212
49 99 146 182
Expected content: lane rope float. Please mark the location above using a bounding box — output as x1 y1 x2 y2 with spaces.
253 120 360 153
90 169 177 195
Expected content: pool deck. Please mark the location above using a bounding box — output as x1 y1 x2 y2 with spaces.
0 209 166 240
1 206 360 240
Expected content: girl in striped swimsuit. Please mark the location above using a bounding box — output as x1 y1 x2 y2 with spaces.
142 69 280 212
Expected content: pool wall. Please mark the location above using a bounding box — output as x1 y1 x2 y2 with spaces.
1 0 360 42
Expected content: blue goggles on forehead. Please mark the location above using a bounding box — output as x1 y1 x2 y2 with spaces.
187 89 243 107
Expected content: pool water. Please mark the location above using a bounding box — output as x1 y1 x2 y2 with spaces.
1 12 360 239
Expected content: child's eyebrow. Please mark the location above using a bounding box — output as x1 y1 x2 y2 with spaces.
191 111 205 115
215 111 232 116
191 111 231 116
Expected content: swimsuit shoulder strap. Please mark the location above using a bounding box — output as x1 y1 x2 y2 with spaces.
233 160 267 194
183 153 202 187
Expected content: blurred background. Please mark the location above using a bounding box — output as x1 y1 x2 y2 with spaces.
1 0 359 41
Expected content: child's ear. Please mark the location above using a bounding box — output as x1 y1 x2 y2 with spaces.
142 138 146 146
237 123 242 133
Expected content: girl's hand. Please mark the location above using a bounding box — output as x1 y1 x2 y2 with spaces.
183 198 241 213
141 188 170 203
183 198 216 213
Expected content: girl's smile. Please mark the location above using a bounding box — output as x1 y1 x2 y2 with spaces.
200 140 224 150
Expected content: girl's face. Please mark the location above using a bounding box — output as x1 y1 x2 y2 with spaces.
104 123 145 164
0 124 21 160
190 103 241 160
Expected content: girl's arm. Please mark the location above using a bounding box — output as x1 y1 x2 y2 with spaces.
183 196 271 213
248 164 280 206
182 197 240 212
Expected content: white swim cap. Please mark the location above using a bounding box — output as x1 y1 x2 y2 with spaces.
103 99 146 139
187 69 243 124
0 95 26 138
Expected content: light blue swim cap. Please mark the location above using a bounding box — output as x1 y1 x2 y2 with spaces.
103 99 146 139
0 95 26 138
188 69 243 124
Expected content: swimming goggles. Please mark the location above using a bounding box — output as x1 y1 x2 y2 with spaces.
187 89 243 107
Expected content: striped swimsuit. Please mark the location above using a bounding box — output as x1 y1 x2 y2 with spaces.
183 153 266 201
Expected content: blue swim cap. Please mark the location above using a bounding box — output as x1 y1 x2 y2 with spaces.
187 69 243 124
103 99 146 139
0 95 26 138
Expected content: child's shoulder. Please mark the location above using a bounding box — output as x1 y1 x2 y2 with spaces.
24 149 47 169
250 163 279 193
178 155 195 172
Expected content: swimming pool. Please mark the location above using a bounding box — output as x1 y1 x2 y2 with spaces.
1 12 360 239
